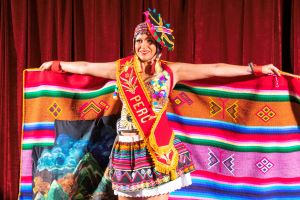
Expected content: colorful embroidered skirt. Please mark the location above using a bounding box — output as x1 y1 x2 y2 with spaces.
108 135 195 197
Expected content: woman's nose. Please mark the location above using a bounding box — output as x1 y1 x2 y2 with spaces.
141 40 148 47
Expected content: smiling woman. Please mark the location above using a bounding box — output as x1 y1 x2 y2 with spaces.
135 33 157 62
133 22 164 78
39 8 280 200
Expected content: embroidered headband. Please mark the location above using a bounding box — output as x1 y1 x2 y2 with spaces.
134 22 151 39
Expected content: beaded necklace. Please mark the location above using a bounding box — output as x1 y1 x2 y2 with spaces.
150 71 170 111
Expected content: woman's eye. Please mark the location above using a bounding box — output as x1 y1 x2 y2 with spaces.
136 39 142 43
147 40 154 44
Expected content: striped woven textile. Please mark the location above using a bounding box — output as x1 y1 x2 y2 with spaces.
19 69 300 200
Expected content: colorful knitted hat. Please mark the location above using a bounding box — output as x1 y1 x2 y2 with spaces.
144 8 175 51
134 22 150 38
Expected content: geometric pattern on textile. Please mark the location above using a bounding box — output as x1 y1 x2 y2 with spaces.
171 92 193 107
48 101 62 118
256 157 274 174
209 99 222 117
208 148 235 175
209 98 238 121
171 96 185 107
222 154 235 174
79 100 110 119
179 92 193 105
256 105 276 122
109 138 195 192
208 148 220 168
226 101 238 121
20 70 300 200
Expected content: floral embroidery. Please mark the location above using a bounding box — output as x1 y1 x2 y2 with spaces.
120 69 138 94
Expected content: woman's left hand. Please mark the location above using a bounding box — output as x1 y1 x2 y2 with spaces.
262 64 281 76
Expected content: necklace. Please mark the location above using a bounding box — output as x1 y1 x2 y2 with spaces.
149 70 170 112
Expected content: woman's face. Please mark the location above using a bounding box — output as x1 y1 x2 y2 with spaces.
134 33 157 62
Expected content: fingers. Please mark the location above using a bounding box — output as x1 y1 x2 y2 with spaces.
270 64 281 76
40 64 45 70
39 61 53 71
264 64 280 76
274 68 281 76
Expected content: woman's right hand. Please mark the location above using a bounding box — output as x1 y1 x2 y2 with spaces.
40 61 53 71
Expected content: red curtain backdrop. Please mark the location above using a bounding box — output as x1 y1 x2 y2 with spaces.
1 0 299 199
292 0 300 74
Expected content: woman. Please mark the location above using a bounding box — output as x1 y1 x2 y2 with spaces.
40 9 280 200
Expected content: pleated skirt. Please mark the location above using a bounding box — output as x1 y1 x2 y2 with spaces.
108 135 195 197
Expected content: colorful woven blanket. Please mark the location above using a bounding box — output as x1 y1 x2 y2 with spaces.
19 69 300 200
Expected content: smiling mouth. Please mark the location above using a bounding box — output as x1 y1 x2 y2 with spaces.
139 50 150 55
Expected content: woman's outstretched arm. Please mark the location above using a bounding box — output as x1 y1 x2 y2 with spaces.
40 61 116 79
169 62 280 87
